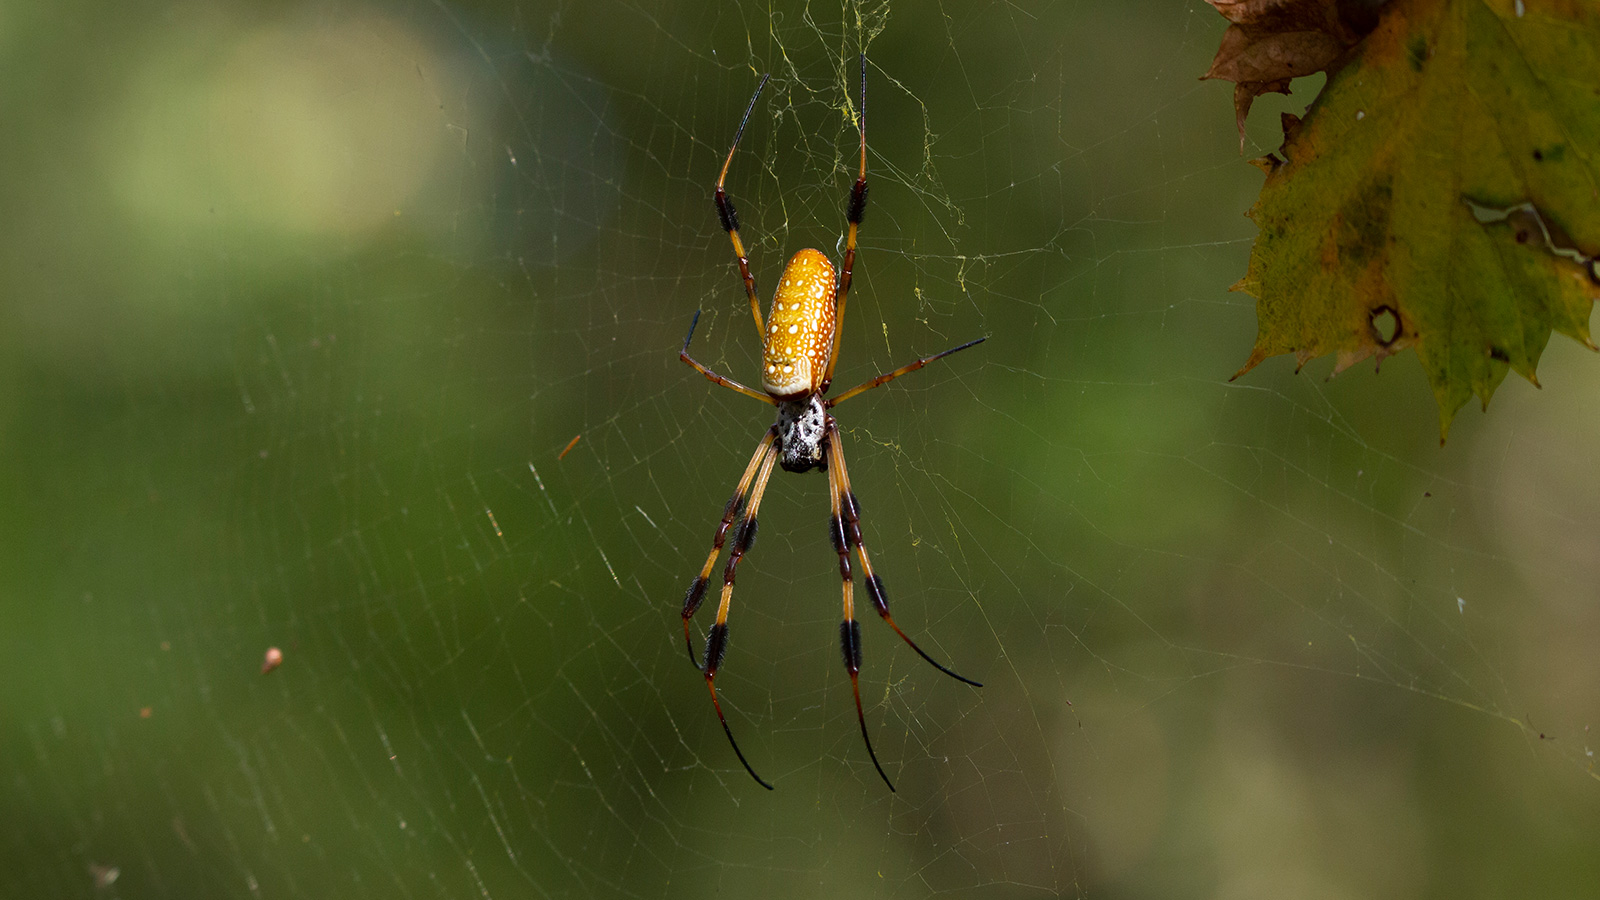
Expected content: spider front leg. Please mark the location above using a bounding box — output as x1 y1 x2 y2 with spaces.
714 73 772 339
826 336 986 407
820 53 871 393
683 430 780 790
679 311 778 406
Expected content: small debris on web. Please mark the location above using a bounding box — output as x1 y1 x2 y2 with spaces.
89 863 119 890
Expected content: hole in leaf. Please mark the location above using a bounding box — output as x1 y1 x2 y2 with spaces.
1406 36 1429 71
1370 306 1400 347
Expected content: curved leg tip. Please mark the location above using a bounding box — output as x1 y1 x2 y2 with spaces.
708 676 775 790
851 676 897 793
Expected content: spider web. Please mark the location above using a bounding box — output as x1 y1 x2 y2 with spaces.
4 0 1600 898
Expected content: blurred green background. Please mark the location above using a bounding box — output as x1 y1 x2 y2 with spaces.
3 1 1598 897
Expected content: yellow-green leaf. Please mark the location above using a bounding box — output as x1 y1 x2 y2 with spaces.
1229 0 1600 439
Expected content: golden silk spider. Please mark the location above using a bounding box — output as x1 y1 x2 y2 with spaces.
678 56 984 791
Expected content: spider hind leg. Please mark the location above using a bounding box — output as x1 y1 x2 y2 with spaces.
682 429 778 667
695 436 781 789
827 418 983 689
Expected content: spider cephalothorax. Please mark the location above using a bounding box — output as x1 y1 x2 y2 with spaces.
676 55 985 792
775 395 827 473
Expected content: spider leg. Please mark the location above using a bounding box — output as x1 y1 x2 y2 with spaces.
699 436 780 790
825 418 983 688
715 73 772 339
682 427 778 665
826 337 986 407
827 434 895 791
820 53 870 394
680 311 778 406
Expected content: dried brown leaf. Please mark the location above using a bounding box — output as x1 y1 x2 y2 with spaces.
1202 0 1377 149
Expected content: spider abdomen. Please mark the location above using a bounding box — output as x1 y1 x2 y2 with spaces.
761 248 836 399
